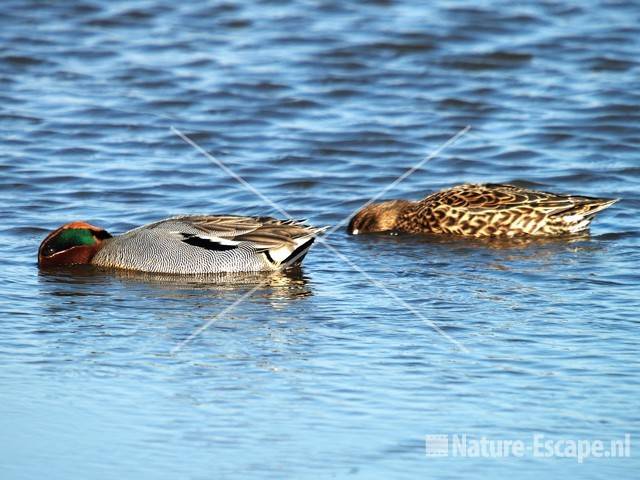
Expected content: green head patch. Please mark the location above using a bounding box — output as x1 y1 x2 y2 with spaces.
42 228 98 257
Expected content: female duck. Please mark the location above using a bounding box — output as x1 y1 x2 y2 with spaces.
348 184 617 237
39 215 326 274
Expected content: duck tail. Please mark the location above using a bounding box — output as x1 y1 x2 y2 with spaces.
568 197 618 217
269 226 328 269
555 197 619 233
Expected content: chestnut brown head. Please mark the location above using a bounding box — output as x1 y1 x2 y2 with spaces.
38 221 112 268
347 200 411 235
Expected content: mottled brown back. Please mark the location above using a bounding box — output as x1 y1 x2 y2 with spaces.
393 184 616 237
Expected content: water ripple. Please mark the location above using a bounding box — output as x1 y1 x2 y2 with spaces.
0 0 639 478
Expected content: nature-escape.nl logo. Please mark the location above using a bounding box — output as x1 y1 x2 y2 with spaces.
425 434 631 463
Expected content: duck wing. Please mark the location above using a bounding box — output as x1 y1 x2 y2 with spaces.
414 184 617 236
149 215 326 260
424 184 613 215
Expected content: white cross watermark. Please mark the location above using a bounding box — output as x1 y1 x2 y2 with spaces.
170 125 471 354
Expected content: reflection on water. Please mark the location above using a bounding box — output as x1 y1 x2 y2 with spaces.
110 266 311 290
366 230 595 249
37 264 313 305
39 264 310 289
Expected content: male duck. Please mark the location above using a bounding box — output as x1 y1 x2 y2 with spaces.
39 215 326 274
348 184 617 237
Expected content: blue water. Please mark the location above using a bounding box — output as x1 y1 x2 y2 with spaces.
1 0 639 478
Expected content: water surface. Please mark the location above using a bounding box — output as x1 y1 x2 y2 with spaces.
1 0 639 478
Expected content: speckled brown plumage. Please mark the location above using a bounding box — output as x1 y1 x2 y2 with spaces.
348 184 618 237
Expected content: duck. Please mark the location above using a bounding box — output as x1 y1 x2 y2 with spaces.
347 183 618 237
38 215 326 274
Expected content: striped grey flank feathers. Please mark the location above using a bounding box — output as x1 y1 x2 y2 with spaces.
91 215 326 274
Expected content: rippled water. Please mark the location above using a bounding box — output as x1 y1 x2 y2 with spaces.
1 0 639 478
